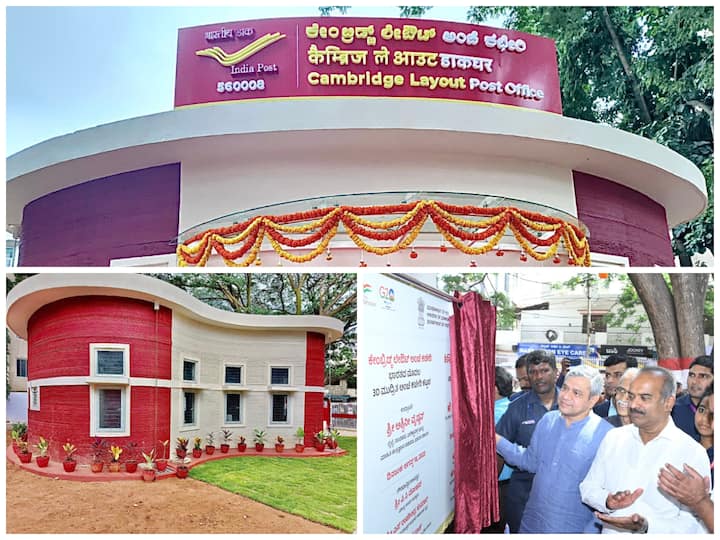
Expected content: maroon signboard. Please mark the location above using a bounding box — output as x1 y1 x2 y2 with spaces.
175 17 562 113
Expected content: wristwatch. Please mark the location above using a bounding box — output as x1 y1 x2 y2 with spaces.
633 518 649 534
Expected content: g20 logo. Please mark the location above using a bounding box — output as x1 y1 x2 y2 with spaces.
379 286 395 302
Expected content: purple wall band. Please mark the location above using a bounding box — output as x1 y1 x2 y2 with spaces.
19 163 180 266
573 171 674 266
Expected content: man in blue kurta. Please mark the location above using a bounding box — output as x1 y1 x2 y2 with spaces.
496 365 613 533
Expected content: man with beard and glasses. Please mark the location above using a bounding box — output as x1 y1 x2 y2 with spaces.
495 349 559 532
672 355 713 441
594 354 638 418
495 365 613 533
579 367 711 533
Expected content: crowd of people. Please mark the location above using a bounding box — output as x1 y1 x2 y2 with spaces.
489 350 714 534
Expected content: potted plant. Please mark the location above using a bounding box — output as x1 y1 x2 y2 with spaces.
326 428 340 450
176 463 189 479
192 437 203 458
62 442 77 472
34 437 50 467
253 429 267 452
11 422 27 452
139 450 156 482
294 427 305 453
314 430 327 452
237 435 247 452
125 442 139 473
90 438 107 473
205 432 216 455
156 440 169 471
17 441 32 463
220 429 232 453
108 445 123 472
175 437 189 459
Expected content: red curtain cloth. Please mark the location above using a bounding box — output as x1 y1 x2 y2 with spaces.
450 291 498 533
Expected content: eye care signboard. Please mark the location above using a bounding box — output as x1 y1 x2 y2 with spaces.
361 274 454 533
175 17 562 113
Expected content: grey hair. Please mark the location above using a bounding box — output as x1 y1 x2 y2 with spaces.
565 365 604 397
618 367 640 387
637 366 676 400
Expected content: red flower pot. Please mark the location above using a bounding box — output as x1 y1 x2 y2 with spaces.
91 461 104 473
176 449 187 459
220 444 230 454
125 461 138 473
327 440 338 450
205 445 215 455
141 468 156 482
275 444 285 453
237 443 247 452
176 466 189 479
295 444 305 453
36 455 50 467
315 442 326 452
108 461 121 473
156 459 168 472
63 460 77 472
255 443 264 452
192 448 202 458
18 453 32 464
12 443 19 455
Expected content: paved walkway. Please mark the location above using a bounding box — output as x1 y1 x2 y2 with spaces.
7 444 347 482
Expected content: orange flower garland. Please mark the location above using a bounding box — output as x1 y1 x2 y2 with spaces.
176 200 592 266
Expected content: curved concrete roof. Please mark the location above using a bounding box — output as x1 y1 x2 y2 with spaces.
6 273 346 343
7 98 707 230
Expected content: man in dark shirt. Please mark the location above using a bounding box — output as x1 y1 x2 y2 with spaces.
593 354 637 417
672 355 713 441
509 353 531 401
495 349 559 532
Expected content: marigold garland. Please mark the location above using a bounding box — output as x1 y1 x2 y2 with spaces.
176 200 591 266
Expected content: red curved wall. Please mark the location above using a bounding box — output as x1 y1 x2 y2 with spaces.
19 163 180 267
303 332 326 445
573 171 675 266
27 296 172 462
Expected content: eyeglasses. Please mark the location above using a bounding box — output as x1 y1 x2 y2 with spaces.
615 387 628 398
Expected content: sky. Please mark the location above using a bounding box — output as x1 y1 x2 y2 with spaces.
6 4 499 157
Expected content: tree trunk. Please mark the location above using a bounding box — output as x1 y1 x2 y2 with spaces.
628 274 680 359
669 274 709 359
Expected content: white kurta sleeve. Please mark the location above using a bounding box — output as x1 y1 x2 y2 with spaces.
579 432 613 513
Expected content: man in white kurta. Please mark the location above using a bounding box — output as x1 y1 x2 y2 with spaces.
579 366 710 534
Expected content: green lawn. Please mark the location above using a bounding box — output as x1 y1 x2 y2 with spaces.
189 436 357 532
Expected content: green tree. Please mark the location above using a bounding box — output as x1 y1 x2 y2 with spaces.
440 273 517 330
467 6 713 263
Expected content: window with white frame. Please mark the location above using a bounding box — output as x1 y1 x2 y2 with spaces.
225 393 243 423
183 391 197 425
183 359 197 382
270 394 289 423
270 367 290 385
224 365 243 385
16 358 27 378
91 386 129 436
90 344 129 377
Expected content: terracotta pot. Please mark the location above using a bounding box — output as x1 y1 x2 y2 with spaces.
63 460 77 472
192 448 202 458
156 459 168 472
36 455 50 467
141 468 156 482
176 449 187 459
255 443 264 452
18 452 32 464
108 461 121 473
125 460 138 473
275 444 285 453
220 444 230 453
237 443 247 452
295 444 305 453
176 466 189 479
205 445 215 455
91 461 104 473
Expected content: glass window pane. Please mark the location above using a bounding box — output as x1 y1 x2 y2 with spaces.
97 350 124 375
183 361 195 381
226 393 241 422
225 366 242 384
272 394 288 422
184 392 195 424
16 358 27 377
271 368 289 385
99 389 122 429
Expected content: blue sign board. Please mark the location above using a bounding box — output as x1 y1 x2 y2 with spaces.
517 343 599 362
